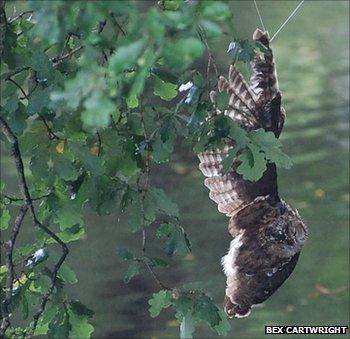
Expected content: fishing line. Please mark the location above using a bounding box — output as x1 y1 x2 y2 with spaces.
254 0 266 32
270 0 305 42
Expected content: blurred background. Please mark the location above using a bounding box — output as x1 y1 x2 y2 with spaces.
1 1 349 338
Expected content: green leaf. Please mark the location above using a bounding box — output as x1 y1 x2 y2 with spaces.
124 261 140 283
53 155 78 181
126 94 139 108
162 0 181 10
54 224 85 243
69 300 94 318
228 120 249 147
144 257 168 268
148 187 179 217
199 20 222 39
202 2 231 21
164 38 204 71
69 143 104 176
59 263 78 284
153 76 178 101
221 147 239 173
0 207 11 230
27 87 51 115
146 8 165 42
152 130 175 163
148 290 172 318
264 147 293 168
193 294 221 327
216 91 229 111
109 40 145 75
249 129 281 148
129 46 157 100
33 304 59 336
30 51 55 82
117 247 134 260
48 311 70 339
236 143 267 181
30 152 50 180
68 308 94 339
21 294 29 320
157 223 191 256
82 92 115 128
53 199 84 230
6 101 27 136
127 202 144 232
249 129 292 168
174 295 193 321
213 309 231 336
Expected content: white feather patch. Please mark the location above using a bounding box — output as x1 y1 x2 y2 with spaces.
221 231 244 277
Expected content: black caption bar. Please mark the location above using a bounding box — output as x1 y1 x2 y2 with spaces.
265 326 349 335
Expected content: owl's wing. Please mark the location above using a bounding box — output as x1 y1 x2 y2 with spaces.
198 30 283 220
250 29 280 105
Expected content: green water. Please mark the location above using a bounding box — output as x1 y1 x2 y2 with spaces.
1 1 349 338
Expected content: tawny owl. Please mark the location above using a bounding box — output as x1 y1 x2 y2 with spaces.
198 29 308 318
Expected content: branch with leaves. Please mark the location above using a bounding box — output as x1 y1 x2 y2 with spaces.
1 1 293 338
0 116 69 336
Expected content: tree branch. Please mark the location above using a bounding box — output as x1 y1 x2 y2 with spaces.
0 204 28 337
0 0 6 59
0 116 69 335
137 110 171 291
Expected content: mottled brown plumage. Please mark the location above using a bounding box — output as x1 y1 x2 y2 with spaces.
198 29 308 318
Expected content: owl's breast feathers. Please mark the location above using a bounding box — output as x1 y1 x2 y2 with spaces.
197 28 308 318
224 196 307 318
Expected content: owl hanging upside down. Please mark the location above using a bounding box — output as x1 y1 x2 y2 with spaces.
197 29 308 318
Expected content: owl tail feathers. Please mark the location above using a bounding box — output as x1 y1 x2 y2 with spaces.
224 295 251 319
253 28 270 46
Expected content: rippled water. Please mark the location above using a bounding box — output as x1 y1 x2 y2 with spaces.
2 1 349 338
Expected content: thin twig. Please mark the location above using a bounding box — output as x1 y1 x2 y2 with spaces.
0 116 69 335
4 67 31 80
196 25 219 78
7 78 28 100
39 116 65 141
1 192 51 203
110 12 126 36
144 260 171 290
97 20 107 34
139 109 150 254
9 10 33 23
0 205 28 336
137 110 171 290
96 131 102 156
50 45 83 65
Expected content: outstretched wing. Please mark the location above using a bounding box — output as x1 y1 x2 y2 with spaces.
198 29 283 220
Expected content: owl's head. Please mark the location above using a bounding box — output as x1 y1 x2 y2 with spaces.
265 205 308 257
